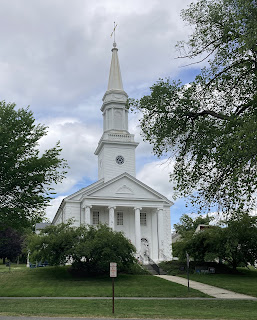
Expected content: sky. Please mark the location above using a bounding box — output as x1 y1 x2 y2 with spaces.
0 0 205 228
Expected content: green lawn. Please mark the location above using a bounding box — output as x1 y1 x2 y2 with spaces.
182 268 257 297
160 261 257 297
0 266 208 297
0 299 256 319
0 263 27 273
0 264 256 319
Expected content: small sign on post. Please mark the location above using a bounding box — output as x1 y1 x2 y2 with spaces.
110 262 117 313
110 262 117 278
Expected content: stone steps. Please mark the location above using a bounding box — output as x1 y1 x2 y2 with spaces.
143 263 167 275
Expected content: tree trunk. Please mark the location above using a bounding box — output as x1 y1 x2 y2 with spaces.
3 257 5 265
232 260 237 272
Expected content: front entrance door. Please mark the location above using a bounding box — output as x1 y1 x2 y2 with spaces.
141 238 150 264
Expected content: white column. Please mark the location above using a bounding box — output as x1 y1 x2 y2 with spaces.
157 208 164 260
108 206 116 230
134 207 142 255
85 206 92 225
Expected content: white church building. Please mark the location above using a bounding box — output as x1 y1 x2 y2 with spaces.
52 42 173 263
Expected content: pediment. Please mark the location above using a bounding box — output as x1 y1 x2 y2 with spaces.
83 173 172 204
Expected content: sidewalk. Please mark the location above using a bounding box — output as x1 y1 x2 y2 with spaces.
156 275 257 299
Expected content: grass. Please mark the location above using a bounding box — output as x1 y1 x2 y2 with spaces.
0 299 256 319
0 265 208 297
183 268 257 297
0 263 27 273
0 263 256 319
160 261 257 297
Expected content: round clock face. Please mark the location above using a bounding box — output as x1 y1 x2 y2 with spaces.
116 155 125 165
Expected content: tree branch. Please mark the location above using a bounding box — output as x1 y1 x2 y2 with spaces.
235 101 255 116
175 37 223 60
186 110 230 121
203 58 251 90
179 48 217 68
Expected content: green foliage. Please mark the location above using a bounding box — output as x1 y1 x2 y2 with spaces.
173 226 222 262
0 227 24 263
28 223 137 275
174 213 213 237
71 224 137 275
129 0 257 212
173 213 257 269
28 222 77 266
219 214 257 269
0 101 68 230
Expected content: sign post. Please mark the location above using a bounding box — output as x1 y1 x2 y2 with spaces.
110 262 117 313
186 252 190 292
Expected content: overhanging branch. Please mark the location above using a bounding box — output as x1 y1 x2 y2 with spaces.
186 110 230 121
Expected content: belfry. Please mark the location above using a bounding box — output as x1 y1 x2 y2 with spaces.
53 41 173 263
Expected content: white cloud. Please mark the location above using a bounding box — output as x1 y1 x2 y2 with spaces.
137 159 175 200
0 0 197 115
0 0 200 225
38 116 100 194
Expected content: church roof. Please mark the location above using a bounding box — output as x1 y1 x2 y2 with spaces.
63 172 173 205
65 178 104 201
107 42 124 91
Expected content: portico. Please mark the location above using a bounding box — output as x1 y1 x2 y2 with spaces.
82 204 163 253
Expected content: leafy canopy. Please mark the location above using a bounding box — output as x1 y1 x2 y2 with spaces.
129 0 257 213
173 213 257 269
28 223 137 275
0 227 24 263
0 101 68 230
174 214 213 237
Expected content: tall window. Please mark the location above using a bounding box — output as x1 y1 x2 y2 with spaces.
117 212 123 226
140 212 147 226
93 211 99 225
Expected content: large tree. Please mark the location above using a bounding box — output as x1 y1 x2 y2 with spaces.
174 213 213 237
28 223 136 275
173 214 257 270
0 101 68 230
220 214 257 270
130 0 257 213
0 227 24 264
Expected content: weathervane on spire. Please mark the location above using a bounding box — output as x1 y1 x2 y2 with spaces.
110 21 118 47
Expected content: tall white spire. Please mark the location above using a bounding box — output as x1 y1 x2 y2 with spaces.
107 42 124 91
101 41 128 132
94 39 139 182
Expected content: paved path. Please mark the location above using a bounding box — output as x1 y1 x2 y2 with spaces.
156 275 257 299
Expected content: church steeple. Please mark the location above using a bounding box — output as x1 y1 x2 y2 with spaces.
107 42 124 91
94 41 139 182
101 42 129 132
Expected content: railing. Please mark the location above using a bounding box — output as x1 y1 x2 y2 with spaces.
108 133 133 142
